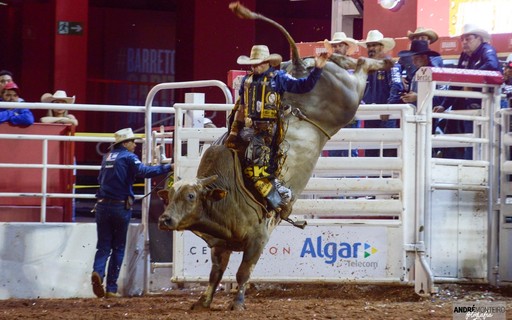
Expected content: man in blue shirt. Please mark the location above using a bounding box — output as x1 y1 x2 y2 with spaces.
358 30 403 157
91 128 172 298
0 82 33 126
435 24 501 159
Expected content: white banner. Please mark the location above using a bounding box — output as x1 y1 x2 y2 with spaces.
179 225 388 280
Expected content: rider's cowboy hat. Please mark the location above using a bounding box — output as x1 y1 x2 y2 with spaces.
237 45 282 67
407 27 439 44
358 30 395 52
41 90 76 104
398 40 440 58
112 128 136 147
460 24 491 43
329 32 358 55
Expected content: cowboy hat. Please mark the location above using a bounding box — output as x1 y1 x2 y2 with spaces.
398 40 440 58
407 27 439 43
41 90 75 104
329 32 358 55
113 128 136 146
460 24 491 43
358 30 395 52
237 45 283 67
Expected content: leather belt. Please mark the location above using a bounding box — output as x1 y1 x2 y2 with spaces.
97 198 125 204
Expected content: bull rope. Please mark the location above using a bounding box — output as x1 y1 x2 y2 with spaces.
138 171 173 201
291 107 332 139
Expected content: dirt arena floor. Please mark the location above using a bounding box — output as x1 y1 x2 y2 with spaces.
1 283 511 320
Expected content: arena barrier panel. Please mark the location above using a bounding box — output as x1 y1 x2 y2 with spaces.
415 67 502 287
0 223 145 299
497 108 512 286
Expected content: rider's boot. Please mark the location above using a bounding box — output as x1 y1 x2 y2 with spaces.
274 180 293 219
255 179 293 219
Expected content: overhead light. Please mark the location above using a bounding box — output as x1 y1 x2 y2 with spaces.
379 0 404 10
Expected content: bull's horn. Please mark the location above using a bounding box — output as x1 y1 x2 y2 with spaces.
198 175 218 187
229 1 304 71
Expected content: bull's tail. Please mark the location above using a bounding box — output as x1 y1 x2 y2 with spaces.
229 2 305 72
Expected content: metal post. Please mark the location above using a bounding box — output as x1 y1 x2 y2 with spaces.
40 139 48 223
142 81 233 294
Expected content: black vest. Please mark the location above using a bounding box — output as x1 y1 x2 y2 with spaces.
244 73 281 120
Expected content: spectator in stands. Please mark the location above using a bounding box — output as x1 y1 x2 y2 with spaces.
40 90 78 126
91 127 172 299
0 70 13 91
0 70 24 101
434 24 501 159
328 32 359 157
358 30 403 157
398 40 446 155
502 54 512 108
329 31 358 57
0 82 34 126
399 27 443 90
398 40 444 108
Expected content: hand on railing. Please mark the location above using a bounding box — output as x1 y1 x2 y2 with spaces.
154 144 172 164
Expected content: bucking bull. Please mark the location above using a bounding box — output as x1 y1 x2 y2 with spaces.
157 1 392 311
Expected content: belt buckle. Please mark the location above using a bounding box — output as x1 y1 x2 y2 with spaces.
254 120 271 130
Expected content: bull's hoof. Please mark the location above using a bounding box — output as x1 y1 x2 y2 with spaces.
190 301 211 311
229 301 246 311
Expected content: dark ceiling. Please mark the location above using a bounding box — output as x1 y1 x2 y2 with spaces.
87 0 333 19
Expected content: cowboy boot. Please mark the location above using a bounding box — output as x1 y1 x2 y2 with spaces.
274 180 293 219
259 179 293 219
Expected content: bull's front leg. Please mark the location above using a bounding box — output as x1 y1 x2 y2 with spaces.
191 246 231 310
229 244 265 311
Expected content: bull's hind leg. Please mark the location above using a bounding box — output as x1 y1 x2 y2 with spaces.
328 53 358 70
191 247 231 310
353 57 394 98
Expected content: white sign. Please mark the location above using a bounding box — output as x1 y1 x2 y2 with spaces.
179 225 388 280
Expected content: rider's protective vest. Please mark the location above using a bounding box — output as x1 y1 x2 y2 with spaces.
244 73 281 121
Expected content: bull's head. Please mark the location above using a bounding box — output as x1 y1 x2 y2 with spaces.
157 175 227 231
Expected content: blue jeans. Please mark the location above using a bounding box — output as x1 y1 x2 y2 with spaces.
92 202 131 293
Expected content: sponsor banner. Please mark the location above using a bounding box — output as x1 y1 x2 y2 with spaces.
452 302 506 320
180 225 388 279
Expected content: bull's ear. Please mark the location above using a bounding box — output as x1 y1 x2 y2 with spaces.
205 189 227 202
157 189 169 206
198 175 218 187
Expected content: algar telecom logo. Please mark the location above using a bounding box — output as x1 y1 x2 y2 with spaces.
300 236 378 264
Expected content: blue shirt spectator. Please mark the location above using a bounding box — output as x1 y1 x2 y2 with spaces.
0 82 33 126
436 24 501 159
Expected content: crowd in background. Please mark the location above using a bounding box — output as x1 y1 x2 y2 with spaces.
0 23 510 139
326 23 505 159
0 69 78 128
